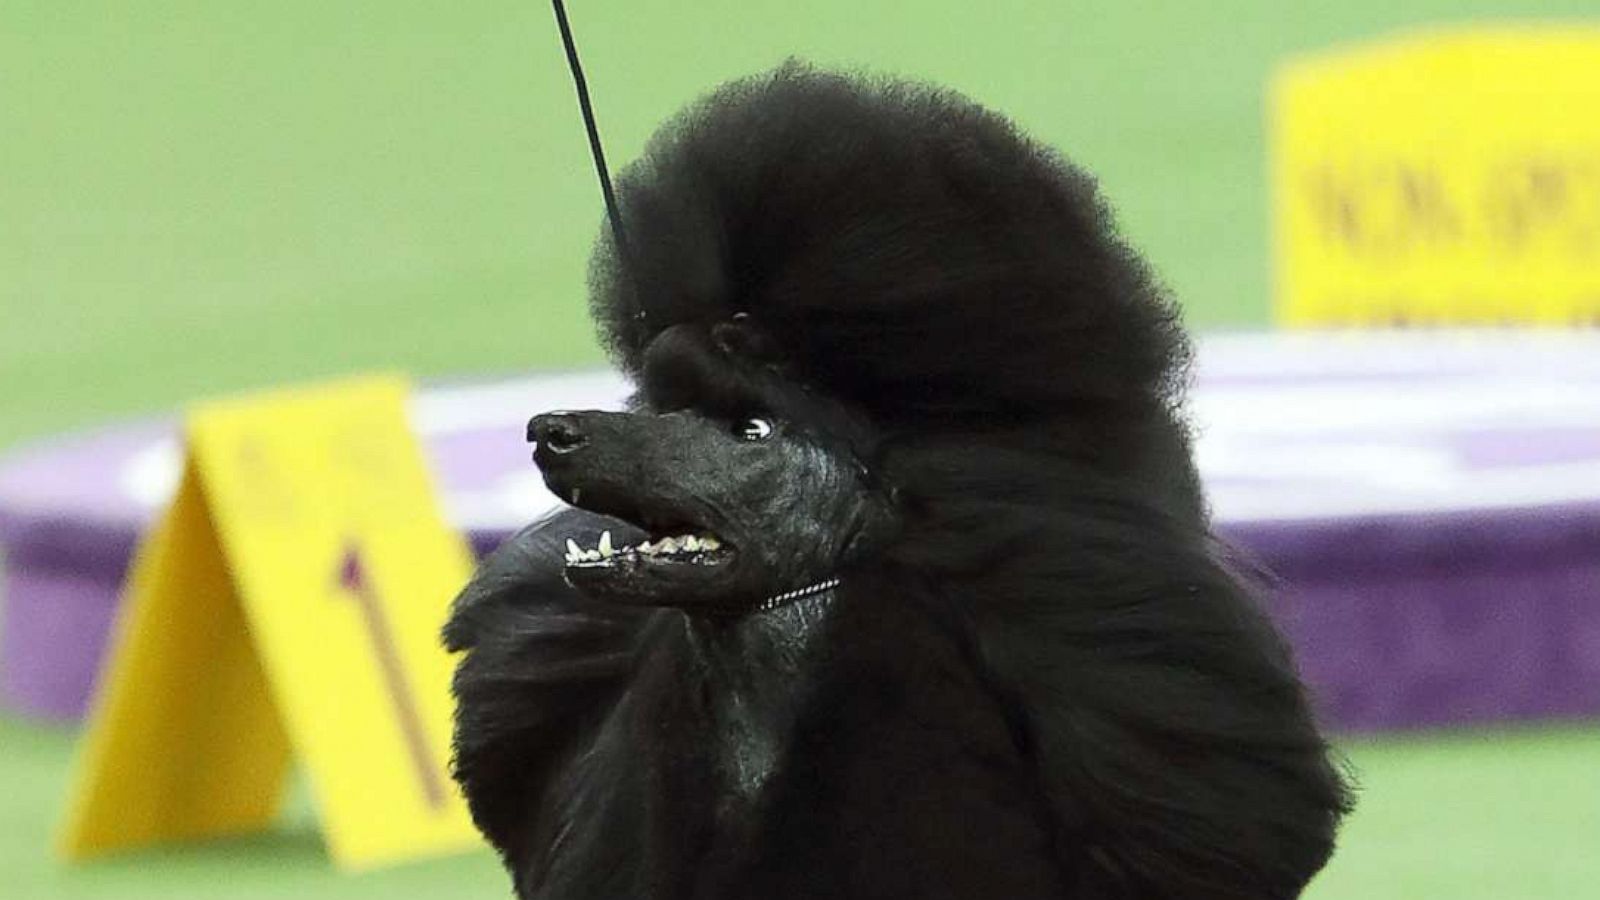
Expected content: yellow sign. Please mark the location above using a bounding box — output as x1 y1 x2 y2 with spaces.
1271 25 1600 326
59 376 480 870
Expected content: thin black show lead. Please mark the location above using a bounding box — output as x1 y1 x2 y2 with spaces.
549 0 633 277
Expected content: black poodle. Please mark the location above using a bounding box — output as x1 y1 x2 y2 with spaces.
444 63 1350 900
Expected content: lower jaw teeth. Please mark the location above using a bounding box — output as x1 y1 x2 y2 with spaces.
565 530 724 565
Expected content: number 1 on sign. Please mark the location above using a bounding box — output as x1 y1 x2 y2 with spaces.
336 543 448 811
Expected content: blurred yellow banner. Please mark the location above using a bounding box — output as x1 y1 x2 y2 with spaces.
1271 25 1600 326
58 376 479 870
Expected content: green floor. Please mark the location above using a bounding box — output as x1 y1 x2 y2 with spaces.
4 1 1598 897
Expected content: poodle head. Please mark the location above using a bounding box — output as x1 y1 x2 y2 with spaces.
533 62 1209 605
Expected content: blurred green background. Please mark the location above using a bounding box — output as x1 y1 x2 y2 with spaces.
3 1 1598 898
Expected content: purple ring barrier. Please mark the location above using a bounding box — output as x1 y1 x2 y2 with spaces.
4 332 1600 730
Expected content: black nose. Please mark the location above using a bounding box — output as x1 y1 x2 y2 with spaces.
528 413 588 456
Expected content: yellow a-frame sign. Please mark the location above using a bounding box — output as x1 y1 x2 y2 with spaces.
58 376 481 870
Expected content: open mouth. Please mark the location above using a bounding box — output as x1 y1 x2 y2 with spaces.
563 528 734 571
539 469 739 589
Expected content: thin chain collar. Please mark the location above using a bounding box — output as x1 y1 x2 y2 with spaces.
752 577 842 614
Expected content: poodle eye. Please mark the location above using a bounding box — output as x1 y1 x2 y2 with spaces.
734 417 774 441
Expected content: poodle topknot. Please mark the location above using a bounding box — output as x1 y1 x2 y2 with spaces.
591 61 1188 431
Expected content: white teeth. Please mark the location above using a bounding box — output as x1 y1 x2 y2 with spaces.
564 536 611 565
566 531 723 563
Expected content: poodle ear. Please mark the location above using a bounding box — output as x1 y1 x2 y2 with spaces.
842 467 903 565
711 312 781 366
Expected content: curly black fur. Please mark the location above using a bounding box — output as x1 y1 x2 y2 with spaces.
447 62 1350 899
